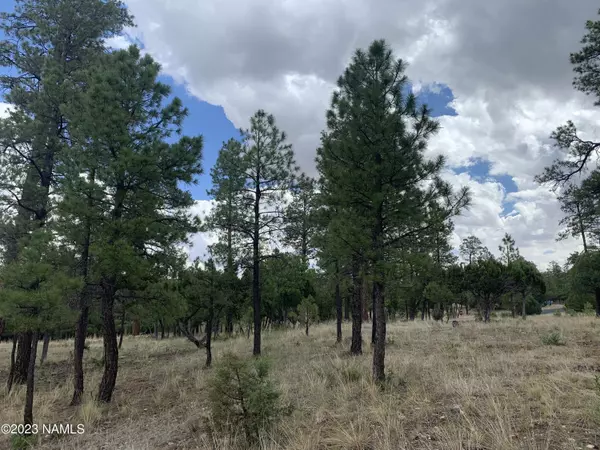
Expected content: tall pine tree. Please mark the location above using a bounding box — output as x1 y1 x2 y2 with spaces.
317 40 469 381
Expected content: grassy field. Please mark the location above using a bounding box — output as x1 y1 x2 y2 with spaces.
1 315 600 449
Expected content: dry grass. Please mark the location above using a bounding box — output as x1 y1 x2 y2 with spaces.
1 315 600 449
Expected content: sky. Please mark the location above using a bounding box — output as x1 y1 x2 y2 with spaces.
2 0 600 268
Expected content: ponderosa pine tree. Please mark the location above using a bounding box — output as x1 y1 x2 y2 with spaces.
499 233 521 316
206 139 246 335
61 46 202 403
459 235 485 265
465 258 508 322
510 258 545 318
317 39 470 381
0 230 81 425
556 184 596 252
231 111 297 356
569 251 600 316
179 258 224 367
535 9 600 187
283 173 318 262
312 193 353 344
0 0 132 389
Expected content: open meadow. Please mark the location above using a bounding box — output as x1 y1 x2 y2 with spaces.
2 315 600 450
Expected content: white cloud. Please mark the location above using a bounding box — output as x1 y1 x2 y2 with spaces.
183 200 217 262
124 0 600 268
0 102 12 118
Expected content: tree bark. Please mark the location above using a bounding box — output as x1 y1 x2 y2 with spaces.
362 280 369 321
132 318 140 336
371 281 377 345
40 332 50 364
344 295 350 320
178 321 207 349
24 330 39 426
371 195 386 382
350 264 363 355
335 274 342 344
72 168 94 405
205 318 212 368
522 293 527 319
595 287 600 318
118 308 126 349
14 331 32 385
98 289 118 403
7 335 17 393
252 190 261 356
71 304 89 405
372 277 386 382
577 202 588 253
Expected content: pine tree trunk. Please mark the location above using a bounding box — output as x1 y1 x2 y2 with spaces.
24 330 39 426
344 295 350 320
252 193 261 356
159 319 165 339
371 197 386 382
14 331 32 385
40 332 50 364
98 290 118 403
595 287 600 317
226 310 234 335
205 317 212 368
118 308 126 349
7 335 17 393
71 305 89 406
372 278 386 382
371 282 377 345
132 318 140 336
72 168 94 405
362 280 369 321
350 266 363 355
522 293 527 319
335 276 342 344
577 202 588 253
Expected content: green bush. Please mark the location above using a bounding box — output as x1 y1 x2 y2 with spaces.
525 294 542 315
207 352 283 444
11 434 37 450
583 302 596 316
541 330 566 346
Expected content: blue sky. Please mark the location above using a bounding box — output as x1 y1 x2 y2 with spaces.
0 0 514 204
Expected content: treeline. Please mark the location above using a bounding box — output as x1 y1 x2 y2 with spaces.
0 0 597 432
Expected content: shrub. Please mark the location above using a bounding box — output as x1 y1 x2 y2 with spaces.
553 310 562 317
525 294 542 315
432 306 443 321
207 352 283 444
583 302 596 316
541 330 566 346
11 434 37 450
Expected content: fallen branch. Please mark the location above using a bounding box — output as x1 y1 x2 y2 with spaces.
177 321 207 349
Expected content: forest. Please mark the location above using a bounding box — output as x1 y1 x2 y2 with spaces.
1 1 600 449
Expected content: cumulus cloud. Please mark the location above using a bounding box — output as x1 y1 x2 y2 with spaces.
125 0 600 268
183 200 217 262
